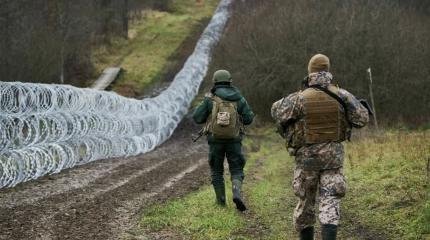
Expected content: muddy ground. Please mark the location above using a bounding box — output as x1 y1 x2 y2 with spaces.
0 115 210 240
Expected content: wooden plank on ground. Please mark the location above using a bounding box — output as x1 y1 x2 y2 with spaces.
90 67 122 91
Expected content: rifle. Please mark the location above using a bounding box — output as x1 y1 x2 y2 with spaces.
192 128 204 142
275 123 287 139
358 99 374 116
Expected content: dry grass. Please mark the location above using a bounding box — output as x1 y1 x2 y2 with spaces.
343 129 430 239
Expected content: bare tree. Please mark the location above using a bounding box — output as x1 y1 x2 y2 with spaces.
209 0 430 126
53 0 71 84
0 0 173 85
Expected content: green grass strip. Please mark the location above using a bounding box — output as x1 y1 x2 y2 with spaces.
141 184 245 239
244 139 298 240
140 138 264 239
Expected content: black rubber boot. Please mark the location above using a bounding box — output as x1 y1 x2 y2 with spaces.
300 226 314 240
232 179 246 211
322 224 337 240
214 185 226 206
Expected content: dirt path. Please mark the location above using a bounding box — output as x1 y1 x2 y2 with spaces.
0 14 215 240
0 115 210 240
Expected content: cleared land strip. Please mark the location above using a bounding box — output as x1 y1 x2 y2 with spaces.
0 139 205 209
110 158 207 239
0 117 210 240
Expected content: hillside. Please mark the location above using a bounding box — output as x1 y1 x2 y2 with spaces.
91 0 221 98
207 0 430 126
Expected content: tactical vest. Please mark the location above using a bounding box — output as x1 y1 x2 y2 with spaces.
291 85 349 147
203 95 244 139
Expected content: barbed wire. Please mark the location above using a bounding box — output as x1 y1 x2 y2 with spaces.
0 0 233 188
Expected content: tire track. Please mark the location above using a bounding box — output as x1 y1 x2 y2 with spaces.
0 116 210 240
109 158 207 239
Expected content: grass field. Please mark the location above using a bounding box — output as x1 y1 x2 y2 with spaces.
91 0 221 97
140 127 430 239
343 129 430 239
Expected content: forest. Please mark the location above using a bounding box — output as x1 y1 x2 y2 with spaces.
0 0 172 86
209 0 430 127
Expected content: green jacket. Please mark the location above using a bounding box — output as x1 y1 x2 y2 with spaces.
193 85 254 143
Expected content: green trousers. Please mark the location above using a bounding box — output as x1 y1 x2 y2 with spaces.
208 142 246 188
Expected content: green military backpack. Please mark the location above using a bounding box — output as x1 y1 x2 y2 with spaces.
206 95 241 139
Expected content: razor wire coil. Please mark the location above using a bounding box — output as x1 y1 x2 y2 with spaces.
0 0 233 188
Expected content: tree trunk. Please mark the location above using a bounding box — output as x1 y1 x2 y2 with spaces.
3 0 11 81
123 0 128 39
60 44 64 84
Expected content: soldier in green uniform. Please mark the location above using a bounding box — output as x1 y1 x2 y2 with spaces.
193 70 254 211
271 54 369 240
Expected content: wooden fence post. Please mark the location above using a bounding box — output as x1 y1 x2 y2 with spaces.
367 68 379 132
426 157 429 184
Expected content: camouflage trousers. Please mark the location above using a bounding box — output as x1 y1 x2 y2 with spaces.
292 167 347 232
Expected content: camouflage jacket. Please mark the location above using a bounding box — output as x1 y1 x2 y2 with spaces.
271 72 369 170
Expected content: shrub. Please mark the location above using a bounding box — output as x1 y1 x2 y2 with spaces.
209 0 430 126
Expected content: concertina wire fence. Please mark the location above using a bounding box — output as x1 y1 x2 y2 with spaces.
0 0 234 188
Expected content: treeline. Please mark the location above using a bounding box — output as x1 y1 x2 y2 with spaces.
0 0 172 86
209 0 430 126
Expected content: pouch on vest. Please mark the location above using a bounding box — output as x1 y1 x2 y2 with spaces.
295 85 348 145
217 112 230 126
210 96 240 139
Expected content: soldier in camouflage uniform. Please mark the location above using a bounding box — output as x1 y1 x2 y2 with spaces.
271 54 369 240
193 70 254 211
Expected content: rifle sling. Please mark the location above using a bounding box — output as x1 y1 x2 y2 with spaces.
308 85 349 123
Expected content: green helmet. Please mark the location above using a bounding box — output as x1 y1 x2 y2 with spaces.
212 70 232 84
